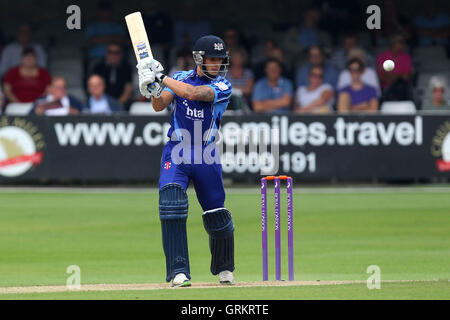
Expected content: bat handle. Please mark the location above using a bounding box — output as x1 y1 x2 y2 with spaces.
147 82 157 91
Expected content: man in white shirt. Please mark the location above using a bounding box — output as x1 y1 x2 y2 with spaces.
83 74 123 114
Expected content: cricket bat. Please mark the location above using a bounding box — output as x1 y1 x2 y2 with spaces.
125 12 153 62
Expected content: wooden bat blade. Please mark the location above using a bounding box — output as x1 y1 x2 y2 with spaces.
125 11 153 61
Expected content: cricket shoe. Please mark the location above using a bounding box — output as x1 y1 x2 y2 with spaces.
219 270 234 285
171 273 191 287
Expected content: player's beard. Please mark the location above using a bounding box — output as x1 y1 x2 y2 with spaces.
201 64 227 80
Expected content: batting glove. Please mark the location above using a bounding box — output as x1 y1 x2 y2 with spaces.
148 82 163 98
137 67 155 99
148 59 167 84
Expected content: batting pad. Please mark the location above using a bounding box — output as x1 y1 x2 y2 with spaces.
202 208 235 275
159 183 190 282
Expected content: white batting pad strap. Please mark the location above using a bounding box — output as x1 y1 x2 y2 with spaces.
203 208 228 215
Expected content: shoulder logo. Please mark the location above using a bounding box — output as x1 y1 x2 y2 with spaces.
214 43 224 51
215 81 229 91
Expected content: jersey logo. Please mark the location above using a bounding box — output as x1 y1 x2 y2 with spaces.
214 43 224 51
215 81 229 91
164 161 171 170
186 106 204 120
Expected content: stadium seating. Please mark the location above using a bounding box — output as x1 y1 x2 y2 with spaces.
413 46 450 72
380 101 417 114
129 102 168 115
4 103 34 115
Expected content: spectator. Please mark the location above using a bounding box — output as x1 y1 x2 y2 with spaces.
92 42 133 110
31 77 82 116
251 39 277 66
223 26 251 55
376 34 413 101
85 0 126 62
167 33 194 71
168 48 195 77
253 41 291 81
337 48 381 97
298 9 324 48
294 66 334 114
337 58 378 113
2 48 51 103
252 58 293 114
331 30 374 71
0 24 47 76
296 45 338 88
83 74 123 114
414 0 449 46
422 76 450 111
226 48 254 102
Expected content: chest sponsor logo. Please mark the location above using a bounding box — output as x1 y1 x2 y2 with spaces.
186 105 204 120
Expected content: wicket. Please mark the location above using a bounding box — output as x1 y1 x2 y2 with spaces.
261 175 294 281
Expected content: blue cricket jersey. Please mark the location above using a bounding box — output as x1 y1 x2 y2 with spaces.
162 68 232 146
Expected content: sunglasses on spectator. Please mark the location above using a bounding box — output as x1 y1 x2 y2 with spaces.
349 67 363 73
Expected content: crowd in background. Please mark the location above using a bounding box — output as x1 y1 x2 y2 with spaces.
0 0 449 116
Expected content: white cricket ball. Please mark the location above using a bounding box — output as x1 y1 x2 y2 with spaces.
383 59 395 72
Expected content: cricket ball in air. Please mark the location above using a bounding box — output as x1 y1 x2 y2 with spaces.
383 59 395 72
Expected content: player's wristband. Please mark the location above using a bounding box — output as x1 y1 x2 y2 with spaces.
155 72 167 84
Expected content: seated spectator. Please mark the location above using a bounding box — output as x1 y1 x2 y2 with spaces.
0 24 47 76
337 48 381 97
296 45 338 89
83 74 123 114
294 66 334 114
168 48 195 77
251 39 276 67
298 9 323 48
92 42 132 109
223 26 251 56
85 0 126 62
331 30 374 71
422 76 450 111
31 77 82 116
337 58 379 113
226 48 254 102
414 0 449 46
2 48 51 103
376 34 413 101
252 58 293 114
253 41 291 81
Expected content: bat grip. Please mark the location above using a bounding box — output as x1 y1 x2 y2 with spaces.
147 83 157 91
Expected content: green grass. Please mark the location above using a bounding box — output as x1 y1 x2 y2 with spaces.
2 281 448 300
0 189 449 299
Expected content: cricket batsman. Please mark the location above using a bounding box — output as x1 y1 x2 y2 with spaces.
136 35 234 287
